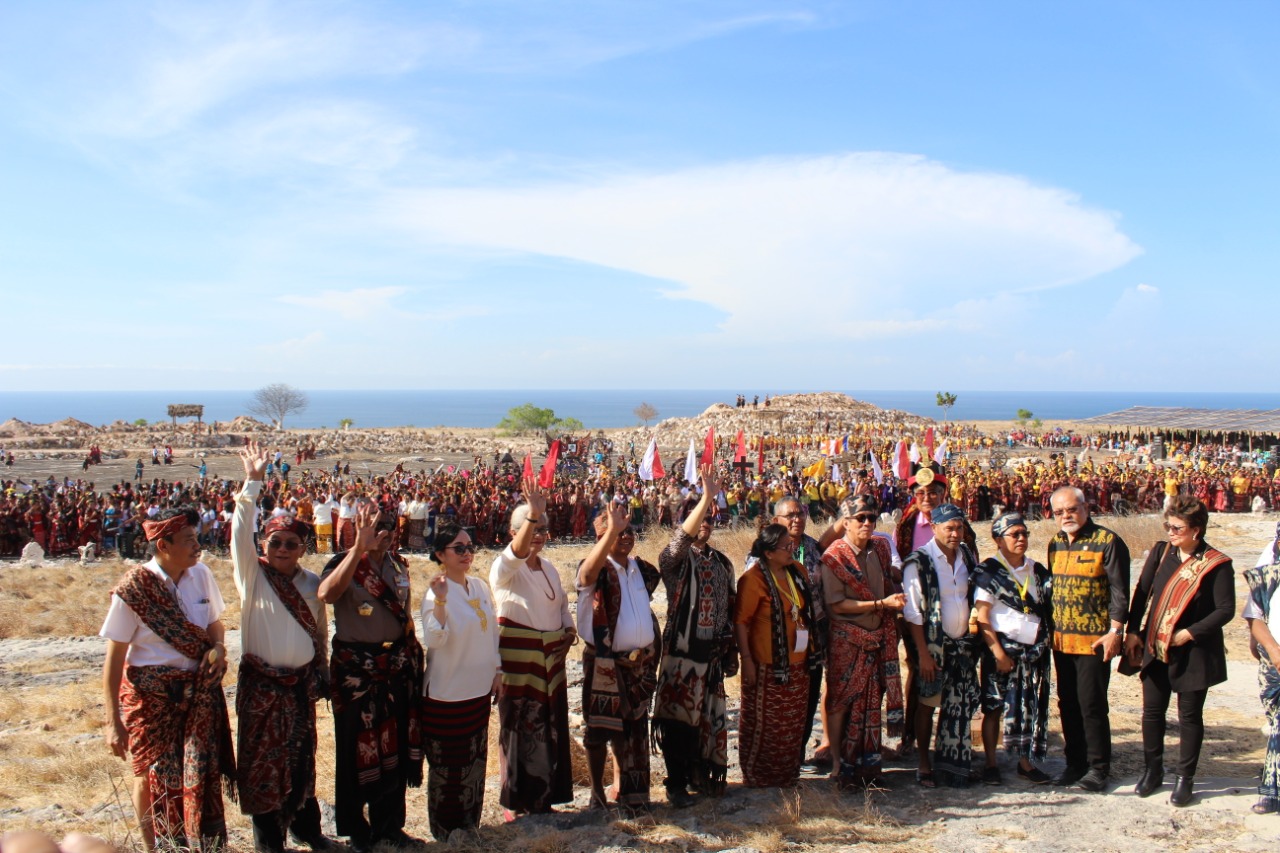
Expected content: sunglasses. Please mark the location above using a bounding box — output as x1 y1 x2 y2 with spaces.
266 538 303 551
443 543 476 554
1162 523 1188 534
852 514 877 524
1004 530 1030 540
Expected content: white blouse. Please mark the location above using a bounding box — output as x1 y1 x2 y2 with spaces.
489 544 573 632
421 575 501 702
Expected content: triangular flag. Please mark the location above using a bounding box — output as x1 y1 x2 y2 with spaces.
869 449 885 485
734 430 746 461
924 427 935 461
684 437 697 483
522 453 534 481
933 439 949 466
639 437 665 481
538 440 560 488
701 427 716 466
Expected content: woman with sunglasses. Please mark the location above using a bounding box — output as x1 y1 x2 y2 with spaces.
973 512 1053 786
420 521 500 840
489 474 576 820
1123 495 1235 806
819 495 905 788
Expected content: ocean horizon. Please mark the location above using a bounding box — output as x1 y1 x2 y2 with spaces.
5 390 1280 431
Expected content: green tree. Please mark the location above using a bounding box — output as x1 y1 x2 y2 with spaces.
1015 408 1033 427
133 418 148 427
936 391 958 419
339 418 355 430
497 403 582 435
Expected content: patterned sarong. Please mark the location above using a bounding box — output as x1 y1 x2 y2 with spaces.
581 645 654 807
823 538 903 782
932 636 980 787
1246 562 1280 806
235 655 318 826
331 639 423 789
739 660 809 787
496 619 572 812
121 666 235 850
421 695 491 840
113 566 234 851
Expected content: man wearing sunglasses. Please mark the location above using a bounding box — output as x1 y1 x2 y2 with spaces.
231 442 332 853
1046 486 1131 793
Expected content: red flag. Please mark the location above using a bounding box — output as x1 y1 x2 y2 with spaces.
734 430 746 461
895 440 910 480
522 453 533 481
701 427 716 466
538 440 560 488
757 438 764 475
924 427 935 462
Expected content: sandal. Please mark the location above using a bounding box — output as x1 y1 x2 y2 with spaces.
915 770 937 788
1252 799 1280 815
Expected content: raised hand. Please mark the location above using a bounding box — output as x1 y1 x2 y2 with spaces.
239 440 269 481
429 572 450 602
353 502 381 553
699 463 722 500
522 472 548 518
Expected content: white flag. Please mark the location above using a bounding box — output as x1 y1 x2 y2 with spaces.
684 437 697 483
908 442 921 463
831 462 842 483
639 437 660 481
933 439 949 466
869 450 884 485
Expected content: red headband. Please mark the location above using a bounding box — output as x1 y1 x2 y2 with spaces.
263 515 308 539
143 514 192 542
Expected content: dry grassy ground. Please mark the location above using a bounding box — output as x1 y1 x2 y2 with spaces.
2 510 1279 852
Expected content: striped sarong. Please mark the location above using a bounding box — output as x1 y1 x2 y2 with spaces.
421 695 491 840
496 619 572 813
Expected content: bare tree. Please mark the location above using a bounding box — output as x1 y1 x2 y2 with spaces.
248 383 309 430
634 401 659 426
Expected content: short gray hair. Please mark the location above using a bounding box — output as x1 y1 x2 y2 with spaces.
1050 486 1087 511
509 503 532 533
773 495 802 517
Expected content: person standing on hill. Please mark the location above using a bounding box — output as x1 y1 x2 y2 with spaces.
1047 486 1130 792
653 465 738 807
231 442 332 853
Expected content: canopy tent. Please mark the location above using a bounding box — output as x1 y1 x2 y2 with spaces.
1074 407 1280 434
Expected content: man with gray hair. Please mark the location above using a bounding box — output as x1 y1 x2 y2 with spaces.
1047 486 1130 792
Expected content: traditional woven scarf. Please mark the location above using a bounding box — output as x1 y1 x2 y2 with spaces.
757 560 814 685
257 559 325 695
1146 542 1231 663
821 536 903 735
113 564 210 661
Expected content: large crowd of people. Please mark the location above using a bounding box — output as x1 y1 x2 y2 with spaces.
78 432 1280 852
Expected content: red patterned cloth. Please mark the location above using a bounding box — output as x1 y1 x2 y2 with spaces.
739 660 809 788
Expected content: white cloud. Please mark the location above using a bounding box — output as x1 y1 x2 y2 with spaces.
384 152 1143 337
1136 283 1158 293
277 286 407 318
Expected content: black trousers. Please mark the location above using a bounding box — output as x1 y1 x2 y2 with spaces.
1140 661 1208 777
1053 650 1112 775
251 798 323 853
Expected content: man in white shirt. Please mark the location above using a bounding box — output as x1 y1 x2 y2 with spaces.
232 443 332 853
576 501 661 813
312 492 338 554
902 503 979 788
100 508 231 852
1244 523 1280 814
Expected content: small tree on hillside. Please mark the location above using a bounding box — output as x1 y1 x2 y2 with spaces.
1015 408 1033 427
936 391 958 420
248 383 309 430
634 402 659 426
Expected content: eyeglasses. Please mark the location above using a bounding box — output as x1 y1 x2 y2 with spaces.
266 538 303 551
1005 530 1030 540
1162 522 1188 534
1052 505 1082 517
778 511 807 520
852 514 877 524
443 543 475 554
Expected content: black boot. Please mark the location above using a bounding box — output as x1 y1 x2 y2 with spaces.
1134 762 1164 798
1170 775 1194 807
251 814 286 853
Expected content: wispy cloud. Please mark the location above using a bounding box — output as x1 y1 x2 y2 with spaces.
277 286 408 318
384 152 1143 336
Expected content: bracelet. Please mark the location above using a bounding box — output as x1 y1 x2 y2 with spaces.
435 598 448 605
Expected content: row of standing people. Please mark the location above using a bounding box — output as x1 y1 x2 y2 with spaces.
98 448 1280 853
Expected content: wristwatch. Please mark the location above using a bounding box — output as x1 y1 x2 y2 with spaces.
1108 626 1123 635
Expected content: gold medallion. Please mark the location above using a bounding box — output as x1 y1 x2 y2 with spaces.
357 602 373 617
915 467 935 487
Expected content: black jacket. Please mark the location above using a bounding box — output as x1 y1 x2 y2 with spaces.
1126 540 1235 692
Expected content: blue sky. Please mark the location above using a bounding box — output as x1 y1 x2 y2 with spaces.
1 1 1276 393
